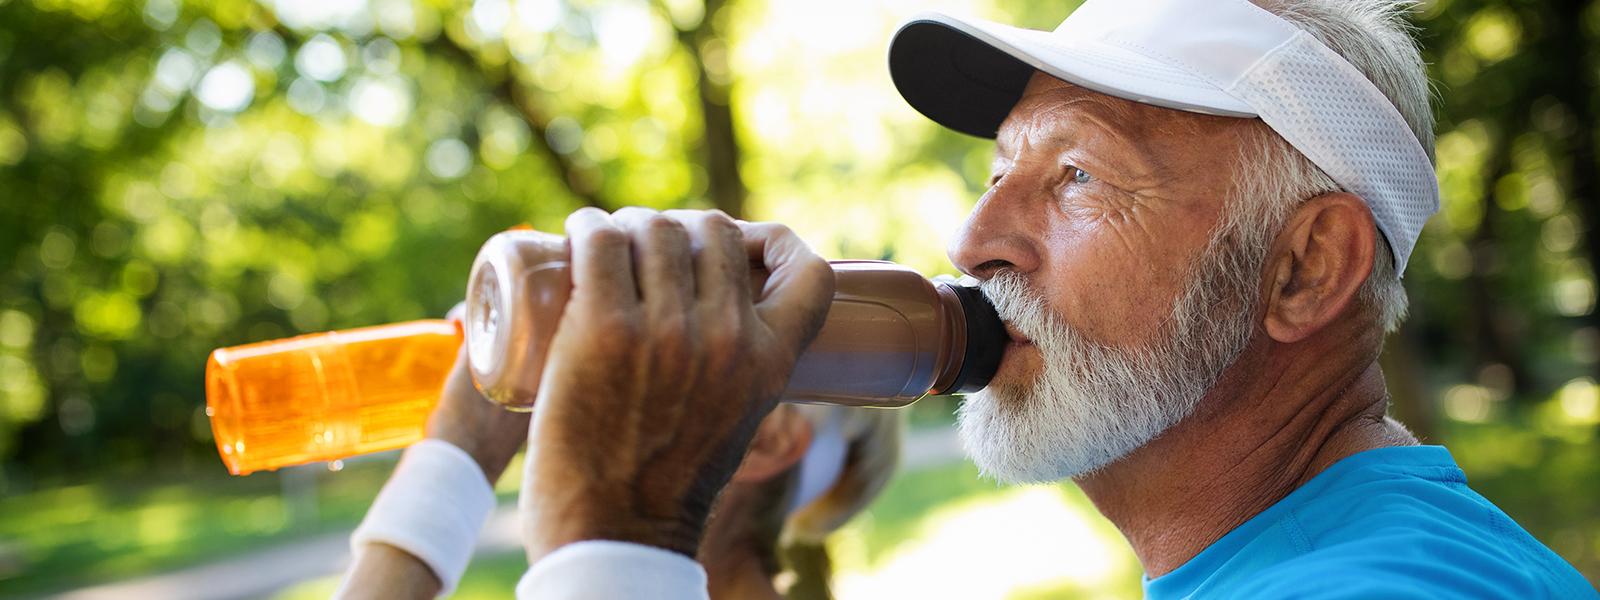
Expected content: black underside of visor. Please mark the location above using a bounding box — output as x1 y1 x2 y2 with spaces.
888 20 1036 139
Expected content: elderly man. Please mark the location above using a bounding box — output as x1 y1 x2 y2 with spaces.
492 0 1595 598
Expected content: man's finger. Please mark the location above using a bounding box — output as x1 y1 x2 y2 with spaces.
667 209 750 310
740 222 834 350
613 207 695 319
564 207 637 306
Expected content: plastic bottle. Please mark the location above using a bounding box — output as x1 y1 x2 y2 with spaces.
207 320 463 475
206 229 1005 475
466 229 1006 410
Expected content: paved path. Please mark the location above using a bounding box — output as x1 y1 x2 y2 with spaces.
45 507 526 600
43 426 965 600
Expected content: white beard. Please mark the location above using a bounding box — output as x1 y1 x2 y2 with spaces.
957 236 1261 484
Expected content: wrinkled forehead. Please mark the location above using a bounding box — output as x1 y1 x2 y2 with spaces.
996 73 1260 181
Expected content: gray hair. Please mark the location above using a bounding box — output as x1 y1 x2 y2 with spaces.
1229 0 1435 334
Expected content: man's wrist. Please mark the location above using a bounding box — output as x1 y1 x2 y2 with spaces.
425 430 507 483
523 502 705 562
520 456 722 562
425 416 518 486
350 439 496 595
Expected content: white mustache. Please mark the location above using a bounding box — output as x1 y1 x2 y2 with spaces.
978 271 1058 345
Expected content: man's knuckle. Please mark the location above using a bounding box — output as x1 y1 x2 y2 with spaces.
702 211 739 234
764 222 794 238
645 214 687 237
569 206 606 220
588 226 630 249
809 257 835 287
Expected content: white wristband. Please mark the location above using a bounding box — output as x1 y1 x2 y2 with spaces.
516 540 710 600
349 439 496 596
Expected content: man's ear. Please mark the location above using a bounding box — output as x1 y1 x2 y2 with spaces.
1262 192 1377 344
730 407 814 484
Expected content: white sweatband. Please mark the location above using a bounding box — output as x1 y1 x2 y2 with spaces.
349 439 496 596
516 540 709 600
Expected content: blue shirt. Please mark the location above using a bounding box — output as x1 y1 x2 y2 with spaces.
1144 446 1596 599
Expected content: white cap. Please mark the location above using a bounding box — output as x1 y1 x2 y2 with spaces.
888 0 1440 272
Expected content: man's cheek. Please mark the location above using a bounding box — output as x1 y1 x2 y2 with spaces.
1055 275 1177 353
1039 243 1163 347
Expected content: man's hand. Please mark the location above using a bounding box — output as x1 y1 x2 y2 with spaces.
339 309 530 600
520 207 834 561
426 305 531 483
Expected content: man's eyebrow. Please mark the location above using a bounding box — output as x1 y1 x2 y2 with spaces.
1037 108 1168 179
992 118 1097 164
993 130 1016 158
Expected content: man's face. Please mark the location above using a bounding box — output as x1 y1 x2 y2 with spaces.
950 73 1266 482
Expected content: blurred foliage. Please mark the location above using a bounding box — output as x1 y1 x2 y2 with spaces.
0 0 1598 594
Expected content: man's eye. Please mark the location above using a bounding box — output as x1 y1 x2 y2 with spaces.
1069 166 1093 185
987 173 1004 188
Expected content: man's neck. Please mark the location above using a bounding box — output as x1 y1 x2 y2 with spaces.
1075 338 1419 578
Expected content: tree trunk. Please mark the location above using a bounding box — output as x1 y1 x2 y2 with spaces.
1465 132 1536 400
678 0 748 218
419 30 609 211
1546 0 1600 337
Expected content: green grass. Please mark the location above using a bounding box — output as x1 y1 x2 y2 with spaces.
271 551 532 600
0 451 528 597
0 458 396 597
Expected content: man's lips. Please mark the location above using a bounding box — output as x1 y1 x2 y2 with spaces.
1004 324 1032 346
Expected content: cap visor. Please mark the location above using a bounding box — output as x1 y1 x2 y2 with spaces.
889 13 1257 139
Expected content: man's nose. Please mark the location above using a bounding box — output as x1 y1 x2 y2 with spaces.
947 185 1041 280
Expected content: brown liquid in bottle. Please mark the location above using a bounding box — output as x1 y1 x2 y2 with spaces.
465 230 1006 409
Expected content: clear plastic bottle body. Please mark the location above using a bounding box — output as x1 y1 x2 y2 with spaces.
207 320 461 475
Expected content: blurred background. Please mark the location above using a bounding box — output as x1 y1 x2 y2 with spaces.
0 0 1597 597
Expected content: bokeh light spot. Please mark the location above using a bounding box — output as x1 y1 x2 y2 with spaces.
295 35 348 83
425 138 471 179
196 62 256 113
348 76 412 127
245 31 289 70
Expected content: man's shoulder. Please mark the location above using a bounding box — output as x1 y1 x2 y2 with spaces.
1232 542 1595 599
1285 464 1496 547
1253 474 1596 599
